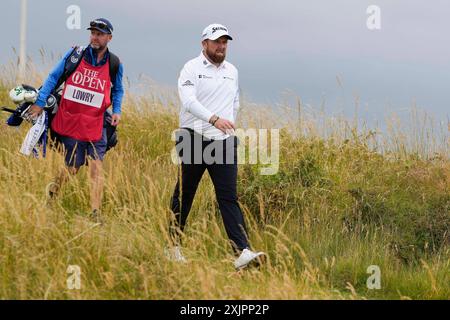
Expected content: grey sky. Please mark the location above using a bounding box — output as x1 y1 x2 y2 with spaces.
1 0 449 124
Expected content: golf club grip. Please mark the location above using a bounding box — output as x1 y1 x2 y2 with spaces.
1 107 16 114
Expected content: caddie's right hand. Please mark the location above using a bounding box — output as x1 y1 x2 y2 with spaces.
27 104 44 120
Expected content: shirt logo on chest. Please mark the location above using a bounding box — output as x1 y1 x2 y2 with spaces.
182 80 194 86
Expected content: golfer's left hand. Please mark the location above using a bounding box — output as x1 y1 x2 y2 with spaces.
111 113 121 126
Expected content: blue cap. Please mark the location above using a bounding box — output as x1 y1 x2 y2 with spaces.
87 18 113 34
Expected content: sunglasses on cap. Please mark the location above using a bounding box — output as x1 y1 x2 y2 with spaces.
89 20 112 33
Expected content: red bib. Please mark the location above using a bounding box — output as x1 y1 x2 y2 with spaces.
52 58 111 141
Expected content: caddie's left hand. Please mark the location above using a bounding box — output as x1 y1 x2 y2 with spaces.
111 113 121 126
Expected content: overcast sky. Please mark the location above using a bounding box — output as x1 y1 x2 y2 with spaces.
1 0 449 124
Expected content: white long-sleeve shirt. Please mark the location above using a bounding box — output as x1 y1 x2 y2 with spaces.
178 51 240 140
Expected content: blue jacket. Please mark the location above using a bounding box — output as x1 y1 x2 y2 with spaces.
35 45 124 114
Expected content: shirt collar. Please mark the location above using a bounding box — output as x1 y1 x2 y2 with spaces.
199 51 226 69
85 45 110 66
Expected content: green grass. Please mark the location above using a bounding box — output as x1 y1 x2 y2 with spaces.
0 70 448 300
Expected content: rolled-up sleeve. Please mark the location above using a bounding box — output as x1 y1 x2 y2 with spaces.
178 63 213 123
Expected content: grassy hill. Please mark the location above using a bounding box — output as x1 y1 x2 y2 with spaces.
0 72 448 299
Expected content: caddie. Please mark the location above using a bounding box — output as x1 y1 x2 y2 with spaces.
27 18 124 222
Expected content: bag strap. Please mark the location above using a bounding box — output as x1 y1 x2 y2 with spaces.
54 46 86 92
108 51 120 84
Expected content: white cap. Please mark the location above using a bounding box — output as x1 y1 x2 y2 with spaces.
201 23 233 41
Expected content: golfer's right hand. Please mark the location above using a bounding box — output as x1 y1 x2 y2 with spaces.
213 118 235 135
28 104 44 119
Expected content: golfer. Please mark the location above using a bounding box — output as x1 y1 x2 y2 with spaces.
168 23 265 269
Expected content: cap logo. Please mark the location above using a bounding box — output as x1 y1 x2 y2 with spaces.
212 26 227 34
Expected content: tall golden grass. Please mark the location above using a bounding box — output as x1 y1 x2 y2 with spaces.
0 56 448 299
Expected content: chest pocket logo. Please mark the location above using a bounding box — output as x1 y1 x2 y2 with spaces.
222 75 236 92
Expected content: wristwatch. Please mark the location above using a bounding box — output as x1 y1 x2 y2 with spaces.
210 115 220 126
